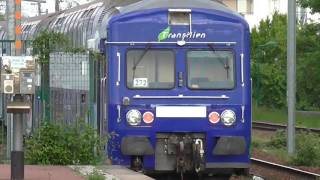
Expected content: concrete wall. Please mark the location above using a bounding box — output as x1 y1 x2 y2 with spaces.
222 0 237 11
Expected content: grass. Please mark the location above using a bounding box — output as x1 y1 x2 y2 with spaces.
252 130 320 167
251 133 290 164
253 106 320 128
86 169 105 180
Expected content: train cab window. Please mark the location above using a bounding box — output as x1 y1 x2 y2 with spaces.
187 50 235 89
126 50 175 89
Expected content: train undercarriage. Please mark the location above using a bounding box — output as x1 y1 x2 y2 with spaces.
122 133 249 179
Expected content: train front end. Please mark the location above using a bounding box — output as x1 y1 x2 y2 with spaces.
104 2 251 176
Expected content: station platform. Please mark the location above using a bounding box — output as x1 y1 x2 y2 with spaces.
71 165 155 180
0 164 154 180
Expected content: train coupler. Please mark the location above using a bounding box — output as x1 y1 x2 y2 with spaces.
155 133 205 172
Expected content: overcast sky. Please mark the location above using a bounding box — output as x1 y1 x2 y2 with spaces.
0 0 93 17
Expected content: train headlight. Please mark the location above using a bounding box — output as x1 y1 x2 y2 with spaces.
126 109 142 126
221 110 236 126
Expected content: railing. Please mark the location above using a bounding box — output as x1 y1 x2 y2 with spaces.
0 45 106 160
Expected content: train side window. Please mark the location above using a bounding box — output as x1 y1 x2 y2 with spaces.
55 17 66 25
81 10 90 18
187 50 235 90
126 50 175 89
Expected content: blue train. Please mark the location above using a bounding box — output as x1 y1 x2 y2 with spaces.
101 0 251 177
0 0 251 177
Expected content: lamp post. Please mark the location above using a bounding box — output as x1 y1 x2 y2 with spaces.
287 0 296 155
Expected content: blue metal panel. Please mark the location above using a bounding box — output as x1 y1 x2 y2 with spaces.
106 7 251 170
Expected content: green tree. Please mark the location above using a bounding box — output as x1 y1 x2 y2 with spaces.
296 23 320 109
251 12 287 108
252 12 320 110
298 0 320 13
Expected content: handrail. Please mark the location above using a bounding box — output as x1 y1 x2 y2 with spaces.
133 94 230 99
105 41 237 46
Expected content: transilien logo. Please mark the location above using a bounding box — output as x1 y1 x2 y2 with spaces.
158 27 171 42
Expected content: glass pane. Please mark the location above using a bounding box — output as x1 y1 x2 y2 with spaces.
127 50 175 89
187 51 235 89
169 12 190 25
237 0 247 13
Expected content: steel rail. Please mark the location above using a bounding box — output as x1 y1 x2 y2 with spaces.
252 121 320 134
251 158 320 179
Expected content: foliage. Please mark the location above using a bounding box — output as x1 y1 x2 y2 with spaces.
291 132 320 167
32 31 70 64
267 130 286 149
252 12 320 110
251 137 264 150
89 50 105 62
25 121 106 165
296 23 320 109
32 30 100 63
87 169 105 180
252 63 286 108
252 130 320 167
298 0 320 14
251 12 287 108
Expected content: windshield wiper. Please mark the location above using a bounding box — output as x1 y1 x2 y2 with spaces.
132 44 151 79
208 44 230 79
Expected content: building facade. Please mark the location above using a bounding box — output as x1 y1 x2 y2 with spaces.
220 0 320 28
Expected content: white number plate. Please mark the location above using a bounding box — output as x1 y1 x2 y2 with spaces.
156 106 207 118
133 78 148 88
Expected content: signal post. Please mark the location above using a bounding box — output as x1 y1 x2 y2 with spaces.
3 0 35 180
12 0 24 179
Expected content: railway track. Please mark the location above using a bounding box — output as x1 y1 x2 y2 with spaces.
251 158 320 180
252 121 320 134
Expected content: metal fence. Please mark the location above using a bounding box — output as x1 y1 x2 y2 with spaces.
33 51 104 128
50 53 90 124
0 40 105 161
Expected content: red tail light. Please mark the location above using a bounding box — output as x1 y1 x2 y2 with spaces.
209 112 220 124
143 112 154 124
